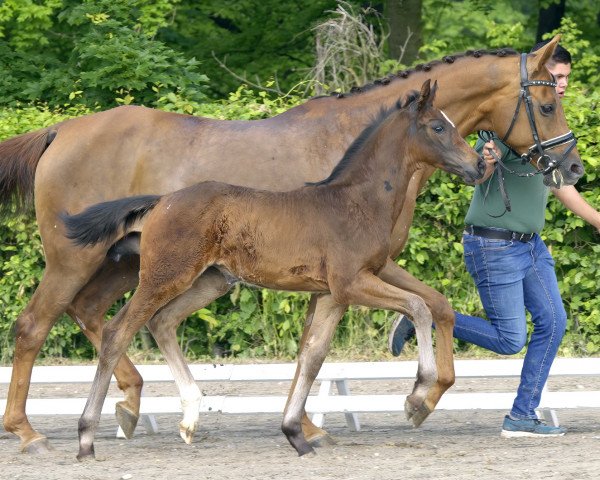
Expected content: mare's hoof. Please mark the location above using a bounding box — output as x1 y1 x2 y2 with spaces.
22 436 52 454
179 421 197 445
115 402 139 439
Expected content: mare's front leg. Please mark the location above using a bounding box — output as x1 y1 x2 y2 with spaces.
336 263 438 426
146 267 233 444
281 294 346 456
378 260 455 426
66 255 145 439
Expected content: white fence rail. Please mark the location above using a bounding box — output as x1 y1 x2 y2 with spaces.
1 358 599 435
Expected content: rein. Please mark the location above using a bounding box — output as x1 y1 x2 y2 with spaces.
479 52 577 217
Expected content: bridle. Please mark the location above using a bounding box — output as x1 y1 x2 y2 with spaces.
480 52 577 216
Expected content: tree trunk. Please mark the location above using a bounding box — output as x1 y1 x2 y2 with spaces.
536 0 566 42
385 0 422 65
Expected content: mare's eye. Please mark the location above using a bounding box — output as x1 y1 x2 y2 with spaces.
540 104 554 115
433 125 445 134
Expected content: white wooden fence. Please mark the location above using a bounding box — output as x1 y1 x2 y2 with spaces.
1 358 599 435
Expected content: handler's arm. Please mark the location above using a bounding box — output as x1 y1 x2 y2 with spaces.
552 185 600 232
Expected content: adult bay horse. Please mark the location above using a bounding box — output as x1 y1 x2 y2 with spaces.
0 36 583 453
63 81 484 458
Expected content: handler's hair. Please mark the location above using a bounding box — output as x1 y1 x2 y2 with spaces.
530 40 572 65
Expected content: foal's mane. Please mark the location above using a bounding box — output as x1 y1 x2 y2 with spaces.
306 99 406 187
321 48 518 99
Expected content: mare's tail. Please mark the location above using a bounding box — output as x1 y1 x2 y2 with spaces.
61 195 161 247
0 127 60 217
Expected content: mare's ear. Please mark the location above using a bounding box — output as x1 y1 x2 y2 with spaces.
416 79 435 111
529 34 560 76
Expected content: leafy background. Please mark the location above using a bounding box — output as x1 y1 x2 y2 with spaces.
0 0 598 363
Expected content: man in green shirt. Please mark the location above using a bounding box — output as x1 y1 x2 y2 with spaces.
389 41 600 437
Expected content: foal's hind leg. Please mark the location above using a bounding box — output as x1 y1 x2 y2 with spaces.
78 267 202 460
146 267 233 444
282 294 346 456
378 261 455 426
66 256 145 439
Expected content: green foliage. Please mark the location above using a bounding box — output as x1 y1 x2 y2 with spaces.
0 0 208 108
0 3 599 362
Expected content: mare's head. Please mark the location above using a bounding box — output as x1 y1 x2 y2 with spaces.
482 35 582 187
404 80 485 185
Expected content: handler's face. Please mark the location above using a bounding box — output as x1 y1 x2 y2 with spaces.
547 62 571 98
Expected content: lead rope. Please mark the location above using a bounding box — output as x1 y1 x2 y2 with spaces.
479 131 512 218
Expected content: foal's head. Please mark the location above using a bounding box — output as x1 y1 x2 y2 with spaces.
404 80 485 184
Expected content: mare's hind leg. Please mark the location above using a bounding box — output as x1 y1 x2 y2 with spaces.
282 294 345 456
146 267 233 444
378 261 454 426
66 255 145 439
288 294 348 447
3 245 107 454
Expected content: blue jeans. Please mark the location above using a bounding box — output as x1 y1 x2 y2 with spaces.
454 232 567 419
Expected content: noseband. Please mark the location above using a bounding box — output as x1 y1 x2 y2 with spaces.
480 53 577 217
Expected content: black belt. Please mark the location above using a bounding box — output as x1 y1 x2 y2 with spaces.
464 225 535 243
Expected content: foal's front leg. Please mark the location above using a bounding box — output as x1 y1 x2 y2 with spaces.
337 264 438 425
377 260 456 426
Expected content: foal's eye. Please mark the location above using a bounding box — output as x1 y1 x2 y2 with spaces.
433 125 445 134
540 104 554 115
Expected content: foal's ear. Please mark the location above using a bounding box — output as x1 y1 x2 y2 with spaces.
529 34 560 76
400 90 419 108
416 79 436 111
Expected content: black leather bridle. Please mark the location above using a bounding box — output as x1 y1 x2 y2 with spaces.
480 52 577 216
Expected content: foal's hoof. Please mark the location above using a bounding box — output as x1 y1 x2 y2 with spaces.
22 436 52 455
76 447 96 462
308 433 337 448
115 402 139 439
76 452 96 462
179 421 197 445
300 450 318 459
404 399 432 427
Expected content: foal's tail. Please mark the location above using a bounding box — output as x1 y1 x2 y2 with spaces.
61 195 161 247
0 127 59 217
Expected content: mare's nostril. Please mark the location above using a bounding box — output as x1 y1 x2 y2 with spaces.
570 163 584 176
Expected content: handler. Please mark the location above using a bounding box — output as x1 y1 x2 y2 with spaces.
389 41 600 437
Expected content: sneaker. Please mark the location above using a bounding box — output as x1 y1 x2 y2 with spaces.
388 314 416 357
500 415 566 438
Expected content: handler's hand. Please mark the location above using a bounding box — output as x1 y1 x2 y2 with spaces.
483 140 501 165
474 140 501 184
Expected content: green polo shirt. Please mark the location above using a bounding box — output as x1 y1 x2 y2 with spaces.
465 137 549 234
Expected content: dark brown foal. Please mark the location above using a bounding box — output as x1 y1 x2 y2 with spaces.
63 80 484 458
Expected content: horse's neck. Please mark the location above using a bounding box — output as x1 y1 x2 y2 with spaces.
326 114 414 224
304 55 508 138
